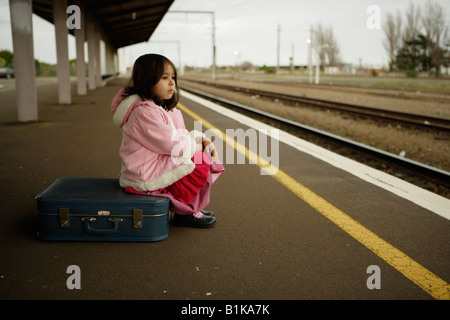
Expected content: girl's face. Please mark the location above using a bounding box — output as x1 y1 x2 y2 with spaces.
152 63 176 101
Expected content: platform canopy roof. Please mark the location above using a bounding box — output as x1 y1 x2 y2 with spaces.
32 0 175 49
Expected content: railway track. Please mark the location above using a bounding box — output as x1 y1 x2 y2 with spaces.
179 84 450 198
181 79 450 133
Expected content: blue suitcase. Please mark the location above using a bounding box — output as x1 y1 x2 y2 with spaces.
36 177 170 242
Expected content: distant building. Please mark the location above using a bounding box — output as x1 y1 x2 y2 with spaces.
341 63 357 74
324 66 340 74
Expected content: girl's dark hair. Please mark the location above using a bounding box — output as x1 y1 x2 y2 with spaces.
123 53 179 111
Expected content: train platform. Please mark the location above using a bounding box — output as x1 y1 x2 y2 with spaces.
0 75 449 303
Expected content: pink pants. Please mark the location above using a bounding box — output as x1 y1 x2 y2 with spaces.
125 152 224 215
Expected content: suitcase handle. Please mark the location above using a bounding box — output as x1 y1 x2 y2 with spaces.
82 217 123 235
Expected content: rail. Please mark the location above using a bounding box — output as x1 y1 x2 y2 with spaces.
181 79 450 133
179 85 450 189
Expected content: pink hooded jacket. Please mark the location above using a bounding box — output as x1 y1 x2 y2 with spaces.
111 87 200 192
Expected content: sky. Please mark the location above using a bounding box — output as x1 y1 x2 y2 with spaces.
1 0 449 71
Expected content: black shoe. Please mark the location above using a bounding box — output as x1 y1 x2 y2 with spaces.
172 214 217 228
201 210 214 217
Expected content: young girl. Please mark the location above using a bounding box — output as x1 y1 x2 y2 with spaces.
110 54 224 228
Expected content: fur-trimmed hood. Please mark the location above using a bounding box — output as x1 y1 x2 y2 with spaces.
111 87 141 128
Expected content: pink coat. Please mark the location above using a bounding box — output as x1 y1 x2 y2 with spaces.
111 87 200 192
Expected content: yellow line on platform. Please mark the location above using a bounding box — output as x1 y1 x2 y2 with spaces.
177 103 450 300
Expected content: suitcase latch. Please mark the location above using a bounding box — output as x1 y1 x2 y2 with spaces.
58 208 69 228
133 209 143 229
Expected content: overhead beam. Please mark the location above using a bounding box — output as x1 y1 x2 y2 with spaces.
103 15 160 31
97 3 168 22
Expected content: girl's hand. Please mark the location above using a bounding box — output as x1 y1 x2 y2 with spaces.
195 136 203 152
202 138 218 161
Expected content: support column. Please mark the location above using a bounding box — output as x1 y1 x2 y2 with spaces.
53 0 71 104
95 30 102 87
74 0 86 95
9 0 38 122
86 13 96 90
114 50 119 75
104 40 116 75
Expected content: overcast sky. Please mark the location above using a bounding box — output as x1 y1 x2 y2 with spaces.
1 0 449 70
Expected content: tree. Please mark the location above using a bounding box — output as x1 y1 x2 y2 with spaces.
0 50 14 68
421 0 449 75
402 2 421 44
396 34 431 73
312 23 340 71
384 0 449 76
383 11 402 71
324 27 340 67
240 61 254 72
